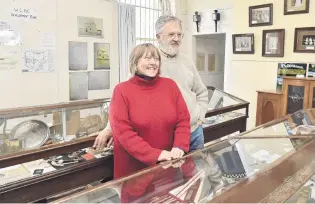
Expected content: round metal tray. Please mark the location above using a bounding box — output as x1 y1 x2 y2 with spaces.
9 120 50 149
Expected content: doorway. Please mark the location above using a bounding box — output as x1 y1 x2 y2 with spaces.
194 33 226 90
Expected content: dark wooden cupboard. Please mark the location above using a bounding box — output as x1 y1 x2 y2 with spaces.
256 77 315 126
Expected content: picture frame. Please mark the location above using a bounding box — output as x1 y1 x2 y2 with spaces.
262 29 285 57
284 0 309 15
294 27 315 53
232 33 255 54
249 4 273 27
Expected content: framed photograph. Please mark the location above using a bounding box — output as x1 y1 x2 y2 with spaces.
77 16 103 38
249 4 273 27
284 0 309 15
232 33 255 54
262 29 285 57
94 43 110 70
294 27 315 53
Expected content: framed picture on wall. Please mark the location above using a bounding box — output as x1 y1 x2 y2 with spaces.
249 4 273 27
294 27 315 53
232 33 255 54
262 29 285 57
284 0 309 15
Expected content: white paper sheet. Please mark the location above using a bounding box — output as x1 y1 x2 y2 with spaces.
10 5 37 21
0 164 31 185
0 47 19 69
40 32 56 48
22 48 55 72
22 159 56 176
251 149 281 164
0 20 22 46
69 72 88 100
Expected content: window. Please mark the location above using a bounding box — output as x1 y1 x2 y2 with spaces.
118 0 164 46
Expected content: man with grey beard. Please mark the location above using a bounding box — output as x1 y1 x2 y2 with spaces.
94 15 208 157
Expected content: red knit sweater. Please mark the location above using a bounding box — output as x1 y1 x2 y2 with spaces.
109 75 191 179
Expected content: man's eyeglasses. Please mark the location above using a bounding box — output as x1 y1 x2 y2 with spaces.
161 33 184 39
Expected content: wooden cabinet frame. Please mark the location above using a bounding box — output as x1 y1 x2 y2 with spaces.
257 77 315 126
282 78 310 116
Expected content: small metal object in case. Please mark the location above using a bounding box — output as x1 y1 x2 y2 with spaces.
9 120 50 149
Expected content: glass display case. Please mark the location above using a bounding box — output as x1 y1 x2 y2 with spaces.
0 88 249 203
0 99 113 203
55 108 315 203
203 86 249 143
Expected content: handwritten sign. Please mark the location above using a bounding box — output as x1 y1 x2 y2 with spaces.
11 7 37 21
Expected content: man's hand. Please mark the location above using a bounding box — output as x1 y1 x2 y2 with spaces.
198 119 204 126
93 129 113 150
158 150 172 162
170 147 185 159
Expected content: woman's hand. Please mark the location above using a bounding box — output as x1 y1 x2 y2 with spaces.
170 147 185 159
157 150 172 162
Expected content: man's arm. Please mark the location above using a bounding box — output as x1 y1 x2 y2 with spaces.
191 63 208 122
93 72 133 149
103 72 133 131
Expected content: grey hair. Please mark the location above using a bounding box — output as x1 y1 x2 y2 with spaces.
155 15 182 34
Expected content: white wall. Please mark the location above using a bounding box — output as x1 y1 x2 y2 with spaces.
231 0 315 129
0 0 119 109
57 0 119 103
195 34 225 89
181 0 315 129
182 7 233 93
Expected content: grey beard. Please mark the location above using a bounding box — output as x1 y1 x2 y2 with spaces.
160 44 179 56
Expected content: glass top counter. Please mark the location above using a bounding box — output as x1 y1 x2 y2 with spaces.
55 108 315 203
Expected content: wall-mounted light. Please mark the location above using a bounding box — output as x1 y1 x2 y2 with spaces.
193 11 201 32
212 10 220 32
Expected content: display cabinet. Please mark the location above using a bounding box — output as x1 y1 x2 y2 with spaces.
257 77 315 126
203 86 249 143
54 108 315 203
0 99 114 203
0 87 249 203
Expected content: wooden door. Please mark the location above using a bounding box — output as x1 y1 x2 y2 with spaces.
256 91 283 126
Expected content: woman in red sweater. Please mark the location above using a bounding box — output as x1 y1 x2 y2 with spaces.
109 43 191 179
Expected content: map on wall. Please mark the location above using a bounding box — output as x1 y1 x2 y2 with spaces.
22 49 55 72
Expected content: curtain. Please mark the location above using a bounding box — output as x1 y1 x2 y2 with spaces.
118 3 136 82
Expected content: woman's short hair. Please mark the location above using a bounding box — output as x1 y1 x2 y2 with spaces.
129 43 161 75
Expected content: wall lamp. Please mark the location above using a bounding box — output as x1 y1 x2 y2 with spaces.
193 11 201 32
212 9 220 32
